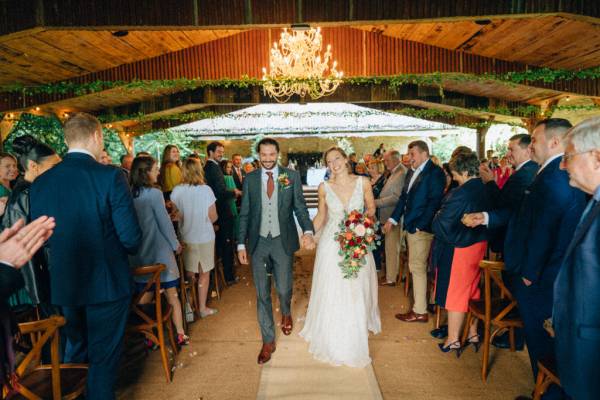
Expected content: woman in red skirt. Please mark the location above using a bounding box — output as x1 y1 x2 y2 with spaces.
432 152 489 355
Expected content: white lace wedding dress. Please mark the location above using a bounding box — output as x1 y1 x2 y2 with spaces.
299 178 381 368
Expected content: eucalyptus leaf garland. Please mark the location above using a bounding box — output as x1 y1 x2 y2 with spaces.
3 66 600 97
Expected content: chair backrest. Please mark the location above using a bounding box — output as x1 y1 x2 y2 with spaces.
7 315 66 400
131 264 166 326
479 260 519 323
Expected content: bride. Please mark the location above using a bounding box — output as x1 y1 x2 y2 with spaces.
300 146 381 368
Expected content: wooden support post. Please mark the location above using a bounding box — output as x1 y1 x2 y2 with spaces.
521 117 540 134
115 128 134 155
476 123 491 159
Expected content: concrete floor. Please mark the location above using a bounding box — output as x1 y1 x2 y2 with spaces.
116 254 533 400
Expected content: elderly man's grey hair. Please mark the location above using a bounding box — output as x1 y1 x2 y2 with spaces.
567 116 600 153
386 150 401 161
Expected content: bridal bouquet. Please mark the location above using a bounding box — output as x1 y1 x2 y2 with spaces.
335 210 380 279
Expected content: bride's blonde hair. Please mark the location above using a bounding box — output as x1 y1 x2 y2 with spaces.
323 146 351 174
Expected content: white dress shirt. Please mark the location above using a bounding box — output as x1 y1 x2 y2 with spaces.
407 159 429 193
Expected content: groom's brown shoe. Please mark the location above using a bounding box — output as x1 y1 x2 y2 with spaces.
281 315 293 335
258 342 276 364
395 310 429 323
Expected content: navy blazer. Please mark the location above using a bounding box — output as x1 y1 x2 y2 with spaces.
30 153 142 306
553 196 600 400
490 157 586 286
485 160 538 251
204 160 235 222
389 159 446 234
432 178 489 248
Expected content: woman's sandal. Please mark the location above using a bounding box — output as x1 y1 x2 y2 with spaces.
199 308 218 318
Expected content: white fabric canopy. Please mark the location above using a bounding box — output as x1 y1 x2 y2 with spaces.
170 102 469 139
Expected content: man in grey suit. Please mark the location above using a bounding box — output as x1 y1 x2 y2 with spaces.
377 150 407 285
237 138 315 364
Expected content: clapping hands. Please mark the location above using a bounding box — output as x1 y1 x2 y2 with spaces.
0 216 56 268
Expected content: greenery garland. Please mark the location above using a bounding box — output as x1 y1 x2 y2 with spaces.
3 65 600 97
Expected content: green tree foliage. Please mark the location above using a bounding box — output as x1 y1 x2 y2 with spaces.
133 130 193 161
4 113 68 155
3 114 127 164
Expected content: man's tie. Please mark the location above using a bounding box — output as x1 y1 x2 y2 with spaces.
266 172 274 199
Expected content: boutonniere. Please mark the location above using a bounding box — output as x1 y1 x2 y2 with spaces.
278 173 292 189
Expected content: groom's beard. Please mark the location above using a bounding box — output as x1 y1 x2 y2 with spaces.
260 160 276 170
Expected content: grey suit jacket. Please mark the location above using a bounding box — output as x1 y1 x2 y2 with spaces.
238 166 314 256
375 164 407 222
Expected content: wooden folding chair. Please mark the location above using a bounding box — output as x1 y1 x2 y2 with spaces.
211 254 227 300
3 315 87 400
177 254 198 329
461 260 523 381
128 264 178 383
533 357 561 400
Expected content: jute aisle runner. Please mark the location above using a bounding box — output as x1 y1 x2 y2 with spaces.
256 253 383 400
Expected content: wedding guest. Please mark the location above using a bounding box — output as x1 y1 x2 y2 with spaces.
373 143 385 158
243 162 255 174
401 153 412 169
0 217 55 389
99 149 112 165
120 154 133 171
376 151 407 285
354 162 369 177
0 153 18 198
232 153 245 191
367 159 386 270
128 156 188 345
171 158 219 318
220 160 240 237
136 151 151 157
349 153 358 174
494 156 512 189
205 142 240 285
554 117 600 400
30 113 142 400
384 141 446 323
159 144 182 197
464 119 586 398
432 152 488 354
2 135 61 309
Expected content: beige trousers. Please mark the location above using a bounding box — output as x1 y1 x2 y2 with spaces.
406 230 434 315
384 224 403 283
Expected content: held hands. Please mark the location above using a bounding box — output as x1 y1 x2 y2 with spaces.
237 249 248 265
0 216 56 268
461 212 485 228
383 221 393 234
301 234 315 250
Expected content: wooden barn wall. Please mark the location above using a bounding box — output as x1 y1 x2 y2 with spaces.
2 0 600 36
2 27 599 111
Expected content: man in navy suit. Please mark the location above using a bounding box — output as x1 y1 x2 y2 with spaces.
384 140 446 323
479 134 539 351
466 119 586 399
554 117 600 400
480 134 539 253
30 113 142 400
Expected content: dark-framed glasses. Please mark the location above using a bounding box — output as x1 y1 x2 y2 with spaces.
562 150 593 163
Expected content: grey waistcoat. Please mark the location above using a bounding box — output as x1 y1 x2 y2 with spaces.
260 176 280 238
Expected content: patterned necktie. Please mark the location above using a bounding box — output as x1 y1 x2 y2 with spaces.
266 171 274 199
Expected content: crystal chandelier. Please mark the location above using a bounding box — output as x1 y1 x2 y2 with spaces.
262 27 343 103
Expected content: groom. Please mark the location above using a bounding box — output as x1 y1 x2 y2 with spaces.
237 137 315 364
